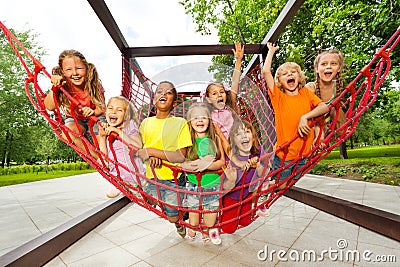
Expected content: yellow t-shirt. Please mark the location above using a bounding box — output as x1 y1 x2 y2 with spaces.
139 116 192 180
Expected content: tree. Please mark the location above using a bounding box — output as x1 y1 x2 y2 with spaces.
0 27 47 166
180 0 400 156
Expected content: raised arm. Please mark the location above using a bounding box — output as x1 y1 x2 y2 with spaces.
262 42 279 93
98 122 108 156
231 42 244 98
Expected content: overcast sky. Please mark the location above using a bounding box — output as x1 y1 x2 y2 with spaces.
1 0 219 100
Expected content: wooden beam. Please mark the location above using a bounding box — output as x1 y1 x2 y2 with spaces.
86 0 129 53
285 187 400 242
124 44 265 58
243 0 306 75
0 196 131 267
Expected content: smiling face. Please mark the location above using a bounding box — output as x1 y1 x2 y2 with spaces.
153 82 176 113
206 84 227 110
188 106 210 137
105 98 126 127
61 56 87 90
316 53 342 83
232 125 254 156
276 66 300 93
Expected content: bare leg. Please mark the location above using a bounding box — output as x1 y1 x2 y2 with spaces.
64 121 99 159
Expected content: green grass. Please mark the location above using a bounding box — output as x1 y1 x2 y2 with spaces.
310 144 400 186
324 144 400 161
0 169 96 187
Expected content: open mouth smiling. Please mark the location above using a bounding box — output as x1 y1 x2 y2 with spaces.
108 115 118 124
287 78 296 86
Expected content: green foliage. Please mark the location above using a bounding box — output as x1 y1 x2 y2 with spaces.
180 0 400 108
309 145 400 185
309 162 329 174
325 145 400 160
0 162 92 177
0 27 52 167
0 169 96 187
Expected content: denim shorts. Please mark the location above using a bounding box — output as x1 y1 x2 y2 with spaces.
142 175 185 217
270 155 307 183
64 116 106 135
186 183 221 211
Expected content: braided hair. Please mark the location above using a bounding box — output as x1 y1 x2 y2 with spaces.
313 49 344 99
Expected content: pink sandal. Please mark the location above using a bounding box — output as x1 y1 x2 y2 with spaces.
186 229 196 241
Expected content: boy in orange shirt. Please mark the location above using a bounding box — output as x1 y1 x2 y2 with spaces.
263 43 329 190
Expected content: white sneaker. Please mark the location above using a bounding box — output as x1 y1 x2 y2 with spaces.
257 205 270 218
258 194 268 205
106 187 121 198
209 228 222 245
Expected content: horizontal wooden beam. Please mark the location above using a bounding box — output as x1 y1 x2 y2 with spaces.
285 186 400 242
124 44 265 58
0 196 131 267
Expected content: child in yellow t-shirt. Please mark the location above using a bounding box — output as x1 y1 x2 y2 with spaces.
137 81 192 238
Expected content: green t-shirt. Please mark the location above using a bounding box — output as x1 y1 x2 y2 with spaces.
187 136 221 188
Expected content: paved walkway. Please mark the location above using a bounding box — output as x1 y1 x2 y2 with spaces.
0 173 399 266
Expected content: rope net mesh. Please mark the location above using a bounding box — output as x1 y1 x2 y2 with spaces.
1 21 399 234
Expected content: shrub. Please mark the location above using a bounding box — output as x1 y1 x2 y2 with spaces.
309 163 329 175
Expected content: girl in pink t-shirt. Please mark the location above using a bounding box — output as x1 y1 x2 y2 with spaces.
99 96 145 198
203 42 244 155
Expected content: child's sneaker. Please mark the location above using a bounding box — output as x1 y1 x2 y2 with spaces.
186 229 196 241
258 194 268 205
175 224 186 238
257 205 270 218
209 228 221 245
106 187 121 198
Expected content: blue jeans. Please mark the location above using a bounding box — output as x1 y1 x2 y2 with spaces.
186 183 221 211
270 155 307 183
143 175 185 217
65 116 106 135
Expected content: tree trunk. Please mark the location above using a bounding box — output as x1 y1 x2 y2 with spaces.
6 132 13 167
1 131 9 168
340 141 348 159
350 135 354 149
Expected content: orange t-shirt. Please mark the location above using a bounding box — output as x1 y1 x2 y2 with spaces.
268 84 322 160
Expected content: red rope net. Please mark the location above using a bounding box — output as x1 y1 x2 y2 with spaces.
1 21 399 234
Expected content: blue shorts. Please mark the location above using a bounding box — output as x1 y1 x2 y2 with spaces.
64 116 106 135
142 175 185 217
186 183 221 211
270 155 307 183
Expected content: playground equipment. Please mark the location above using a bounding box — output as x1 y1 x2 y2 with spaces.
1 19 399 235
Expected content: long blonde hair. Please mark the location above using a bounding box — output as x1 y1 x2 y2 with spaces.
53 49 105 110
186 103 221 161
